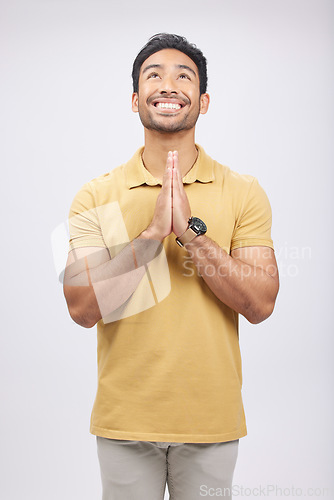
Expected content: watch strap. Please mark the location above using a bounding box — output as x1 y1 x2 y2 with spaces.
176 227 198 247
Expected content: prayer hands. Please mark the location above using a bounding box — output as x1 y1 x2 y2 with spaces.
145 151 191 242
171 151 191 237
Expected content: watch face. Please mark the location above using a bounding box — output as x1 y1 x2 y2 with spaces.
190 217 207 234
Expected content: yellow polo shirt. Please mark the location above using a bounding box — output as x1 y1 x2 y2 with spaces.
68 145 274 443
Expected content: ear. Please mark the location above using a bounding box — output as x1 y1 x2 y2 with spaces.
132 93 139 113
199 93 210 115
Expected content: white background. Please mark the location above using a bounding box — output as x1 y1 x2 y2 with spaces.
1 0 333 498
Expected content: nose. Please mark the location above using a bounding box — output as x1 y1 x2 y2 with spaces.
159 75 178 94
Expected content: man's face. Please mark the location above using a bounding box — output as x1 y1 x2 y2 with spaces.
132 49 209 133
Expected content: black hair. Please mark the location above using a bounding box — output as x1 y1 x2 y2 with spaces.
132 33 208 95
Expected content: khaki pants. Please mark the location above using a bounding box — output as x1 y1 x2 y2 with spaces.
96 437 239 499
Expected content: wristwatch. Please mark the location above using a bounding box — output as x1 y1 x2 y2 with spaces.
176 217 207 247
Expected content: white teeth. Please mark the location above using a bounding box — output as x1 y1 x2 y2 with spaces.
156 102 181 110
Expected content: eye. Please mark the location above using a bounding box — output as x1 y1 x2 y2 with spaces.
147 72 160 79
179 73 191 80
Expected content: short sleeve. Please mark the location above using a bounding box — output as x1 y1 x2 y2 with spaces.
231 178 274 251
68 182 106 251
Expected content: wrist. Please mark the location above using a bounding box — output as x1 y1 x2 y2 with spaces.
175 217 207 247
184 233 206 247
139 225 164 243
174 220 189 238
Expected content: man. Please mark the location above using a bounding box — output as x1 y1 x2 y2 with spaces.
63 33 279 500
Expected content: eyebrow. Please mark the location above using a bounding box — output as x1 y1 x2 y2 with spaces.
142 63 197 77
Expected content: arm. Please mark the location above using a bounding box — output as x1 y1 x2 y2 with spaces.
63 153 173 328
170 150 279 324
185 237 279 324
63 238 159 328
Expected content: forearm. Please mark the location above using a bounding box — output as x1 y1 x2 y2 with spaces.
63 234 161 327
185 235 278 324
64 267 148 328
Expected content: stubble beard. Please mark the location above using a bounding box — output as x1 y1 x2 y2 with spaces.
138 101 201 134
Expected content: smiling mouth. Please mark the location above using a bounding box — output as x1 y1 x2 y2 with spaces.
150 98 187 113
154 102 182 110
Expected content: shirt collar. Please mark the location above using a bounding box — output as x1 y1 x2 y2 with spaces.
125 144 215 189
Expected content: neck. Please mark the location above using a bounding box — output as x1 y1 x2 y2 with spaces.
141 128 198 181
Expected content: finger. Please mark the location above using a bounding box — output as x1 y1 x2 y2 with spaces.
172 163 179 196
173 151 183 191
167 150 173 169
163 151 173 178
172 152 184 193
172 150 179 173
161 152 173 197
